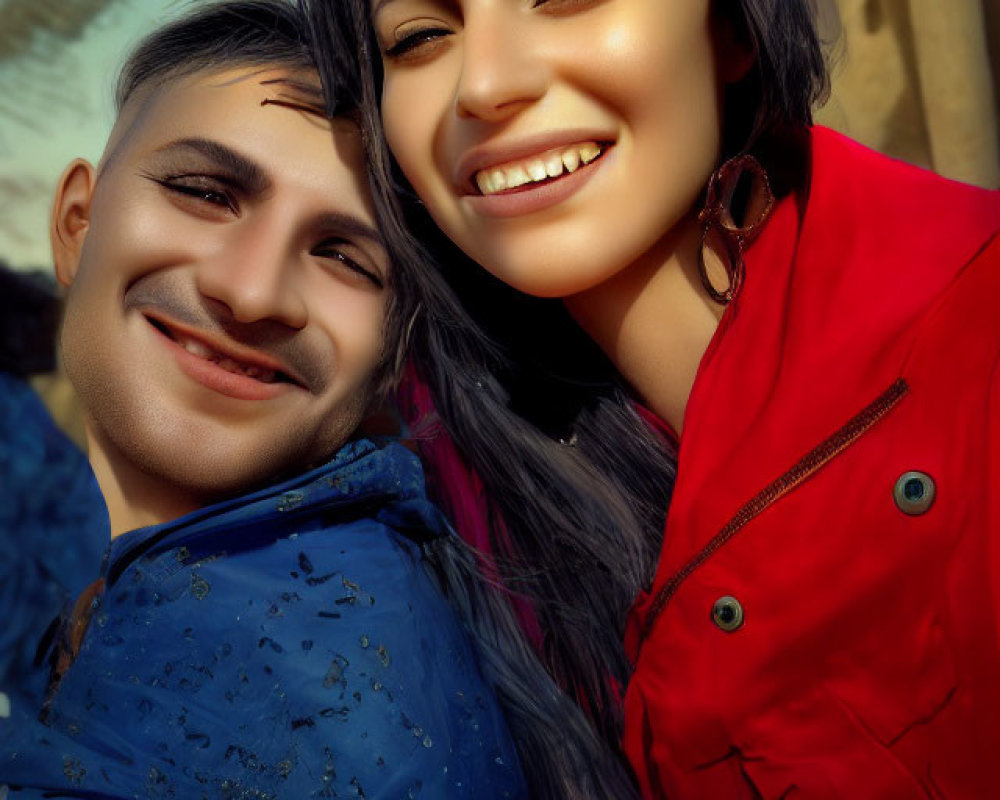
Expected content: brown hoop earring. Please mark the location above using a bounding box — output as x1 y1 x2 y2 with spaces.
697 154 775 304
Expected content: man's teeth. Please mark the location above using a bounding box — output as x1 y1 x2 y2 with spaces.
181 338 214 359
475 141 604 195
178 336 277 382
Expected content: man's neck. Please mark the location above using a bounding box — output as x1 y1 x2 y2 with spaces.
86 425 204 537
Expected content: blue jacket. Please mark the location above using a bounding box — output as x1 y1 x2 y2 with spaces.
0 371 107 690
0 438 526 798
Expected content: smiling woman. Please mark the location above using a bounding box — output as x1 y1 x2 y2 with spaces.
308 0 1000 797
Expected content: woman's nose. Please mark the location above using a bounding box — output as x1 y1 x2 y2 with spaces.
454 12 549 122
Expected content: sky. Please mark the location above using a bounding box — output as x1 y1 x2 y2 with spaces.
0 0 184 270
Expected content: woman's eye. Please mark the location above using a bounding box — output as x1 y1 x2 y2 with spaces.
384 26 451 59
313 242 385 289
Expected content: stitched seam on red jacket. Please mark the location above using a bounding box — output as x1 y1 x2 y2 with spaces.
639 378 910 644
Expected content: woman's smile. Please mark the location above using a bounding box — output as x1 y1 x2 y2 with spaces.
470 141 606 196
463 142 612 219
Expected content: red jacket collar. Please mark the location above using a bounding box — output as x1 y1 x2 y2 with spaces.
647 126 1000 581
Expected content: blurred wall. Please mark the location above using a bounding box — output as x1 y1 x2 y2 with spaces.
816 0 999 188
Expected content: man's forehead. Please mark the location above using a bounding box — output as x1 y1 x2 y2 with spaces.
101 65 353 171
200 67 327 114
140 65 324 107
94 64 380 247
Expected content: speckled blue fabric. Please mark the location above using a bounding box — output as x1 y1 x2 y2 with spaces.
0 371 108 691
0 438 526 799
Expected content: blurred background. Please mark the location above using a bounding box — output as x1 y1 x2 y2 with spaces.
0 0 185 272
0 0 998 439
0 0 186 442
816 0 998 187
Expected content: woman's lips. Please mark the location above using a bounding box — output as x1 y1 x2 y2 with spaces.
462 144 613 219
473 141 605 196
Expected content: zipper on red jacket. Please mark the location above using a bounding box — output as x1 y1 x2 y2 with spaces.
638 378 910 645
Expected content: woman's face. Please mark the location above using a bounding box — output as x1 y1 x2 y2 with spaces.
373 0 735 298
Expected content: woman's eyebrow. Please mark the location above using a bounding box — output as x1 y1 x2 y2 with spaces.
153 138 271 193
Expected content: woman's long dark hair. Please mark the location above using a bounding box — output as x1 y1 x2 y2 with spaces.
307 6 670 792
308 0 831 788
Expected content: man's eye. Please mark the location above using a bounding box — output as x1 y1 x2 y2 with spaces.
531 0 601 12
148 174 239 214
384 26 451 59
313 243 385 289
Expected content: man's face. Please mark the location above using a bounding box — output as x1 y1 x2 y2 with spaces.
54 67 390 513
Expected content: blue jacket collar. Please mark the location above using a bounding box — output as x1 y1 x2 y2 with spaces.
104 438 446 585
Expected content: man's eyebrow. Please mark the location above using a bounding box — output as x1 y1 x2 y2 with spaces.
153 138 270 193
315 212 383 247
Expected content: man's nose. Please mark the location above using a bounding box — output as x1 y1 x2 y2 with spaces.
194 224 308 330
454 10 549 122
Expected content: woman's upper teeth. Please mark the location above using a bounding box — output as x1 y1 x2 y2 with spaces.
475 142 602 195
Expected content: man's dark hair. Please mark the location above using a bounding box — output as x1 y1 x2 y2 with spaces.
117 0 322 112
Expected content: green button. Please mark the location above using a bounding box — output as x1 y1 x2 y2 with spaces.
711 595 744 632
893 471 935 515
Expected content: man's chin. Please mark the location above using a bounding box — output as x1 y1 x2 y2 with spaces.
80 390 366 530
138 432 356 503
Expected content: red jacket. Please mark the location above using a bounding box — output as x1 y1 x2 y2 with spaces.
622 127 1000 798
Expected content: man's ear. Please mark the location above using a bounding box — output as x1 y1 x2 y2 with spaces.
51 159 97 288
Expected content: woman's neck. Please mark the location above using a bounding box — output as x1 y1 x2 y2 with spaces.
563 214 724 435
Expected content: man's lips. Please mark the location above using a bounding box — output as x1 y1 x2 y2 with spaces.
144 312 305 389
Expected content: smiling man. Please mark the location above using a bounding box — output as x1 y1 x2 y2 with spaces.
58 70 389 538
0 3 525 797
